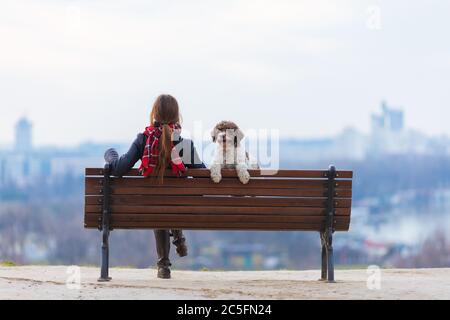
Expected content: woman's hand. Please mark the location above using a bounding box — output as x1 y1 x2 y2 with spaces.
104 148 119 163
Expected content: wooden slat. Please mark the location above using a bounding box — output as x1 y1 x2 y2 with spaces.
85 177 352 189
84 221 350 231
85 213 349 224
86 168 353 179
84 205 351 216
85 195 352 208
85 185 352 198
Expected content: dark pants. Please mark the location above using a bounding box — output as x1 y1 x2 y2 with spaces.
153 229 184 268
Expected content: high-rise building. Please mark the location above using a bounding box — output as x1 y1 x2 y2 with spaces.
369 101 406 155
15 117 33 153
371 101 404 134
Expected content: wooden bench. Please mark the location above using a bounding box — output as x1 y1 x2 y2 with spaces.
84 165 353 282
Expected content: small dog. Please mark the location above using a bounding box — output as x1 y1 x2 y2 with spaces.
209 121 258 184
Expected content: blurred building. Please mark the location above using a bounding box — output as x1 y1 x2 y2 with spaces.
14 117 33 153
281 100 449 163
0 117 123 188
369 101 407 154
371 100 404 133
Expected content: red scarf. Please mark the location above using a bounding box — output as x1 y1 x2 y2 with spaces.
139 123 186 177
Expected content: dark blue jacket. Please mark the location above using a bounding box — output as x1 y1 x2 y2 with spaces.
104 133 205 177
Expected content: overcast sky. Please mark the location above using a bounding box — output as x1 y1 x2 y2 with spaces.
1 0 449 146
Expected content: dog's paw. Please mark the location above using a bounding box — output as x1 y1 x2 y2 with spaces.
238 170 250 184
211 173 222 183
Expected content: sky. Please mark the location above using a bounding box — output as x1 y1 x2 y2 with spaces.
0 0 449 146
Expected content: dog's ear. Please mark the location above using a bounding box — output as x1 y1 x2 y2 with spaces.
234 128 244 147
236 128 244 141
211 127 218 142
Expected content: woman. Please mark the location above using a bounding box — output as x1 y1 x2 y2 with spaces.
103 94 205 279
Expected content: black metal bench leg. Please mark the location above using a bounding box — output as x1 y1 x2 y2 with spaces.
320 232 327 281
326 232 335 283
98 163 112 282
98 229 111 282
324 165 336 283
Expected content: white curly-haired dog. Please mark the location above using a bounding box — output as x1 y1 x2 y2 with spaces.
209 121 258 184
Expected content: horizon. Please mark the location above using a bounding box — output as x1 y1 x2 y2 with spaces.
1 99 448 149
0 115 447 150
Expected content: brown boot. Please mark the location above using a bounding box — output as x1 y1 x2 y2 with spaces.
157 266 171 279
154 230 172 279
171 229 188 257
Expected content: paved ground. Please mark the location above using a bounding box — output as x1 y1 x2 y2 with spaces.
0 266 449 299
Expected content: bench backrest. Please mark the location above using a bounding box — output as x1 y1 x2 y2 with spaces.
84 168 353 231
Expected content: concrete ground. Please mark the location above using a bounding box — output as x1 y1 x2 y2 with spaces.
0 266 449 300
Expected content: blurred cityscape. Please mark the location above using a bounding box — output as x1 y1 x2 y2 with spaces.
1 101 450 269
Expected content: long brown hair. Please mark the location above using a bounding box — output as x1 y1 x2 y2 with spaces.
150 94 181 182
